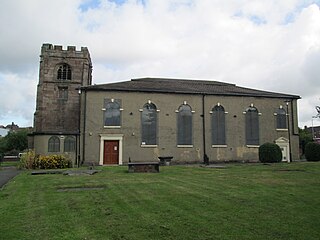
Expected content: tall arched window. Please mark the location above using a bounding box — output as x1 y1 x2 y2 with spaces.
177 104 193 145
64 136 76 152
276 107 287 129
212 105 226 145
57 64 71 80
104 99 121 127
48 136 60 152
141 102 158 145
245 105 259 145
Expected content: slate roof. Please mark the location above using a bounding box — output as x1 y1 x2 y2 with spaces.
82 77 300 99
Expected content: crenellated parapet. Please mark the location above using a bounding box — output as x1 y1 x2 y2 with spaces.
41 43 90 59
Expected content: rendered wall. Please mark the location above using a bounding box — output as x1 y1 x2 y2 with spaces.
81 90 299 165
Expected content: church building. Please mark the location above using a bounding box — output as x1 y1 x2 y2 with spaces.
30 44 300 165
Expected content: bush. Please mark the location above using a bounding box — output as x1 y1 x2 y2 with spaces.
259 143 282 163
20 150 36 169
305 142 320 162
20 150 72 169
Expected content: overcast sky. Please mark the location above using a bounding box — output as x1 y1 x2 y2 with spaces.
0 0 320 128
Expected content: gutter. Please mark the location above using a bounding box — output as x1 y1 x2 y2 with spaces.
202 94 209 165
82 89 87 166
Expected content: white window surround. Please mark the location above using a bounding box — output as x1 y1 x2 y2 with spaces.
246 145 260 148
177 145 194 148
276 128 288 131
212 145 228 148
104 126 121 129
102 108 123 111
140 145 158 148
99 134 123 165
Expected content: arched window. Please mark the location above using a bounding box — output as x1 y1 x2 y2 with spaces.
64 136 76 152
57 64 71 80
276 107 287 129
104 99 121 127
141 102 158 145
245 105 259 145
48 136 60 152
212 105 226 145
177 104 193 145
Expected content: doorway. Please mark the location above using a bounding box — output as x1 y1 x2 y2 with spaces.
103 140 119 165
99 134 123 165
275 137 290 162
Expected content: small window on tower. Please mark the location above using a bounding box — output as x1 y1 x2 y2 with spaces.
57 64 72 80
58 87 68 100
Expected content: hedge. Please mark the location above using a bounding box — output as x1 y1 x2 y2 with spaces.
305 142 320 162
259 142 282 163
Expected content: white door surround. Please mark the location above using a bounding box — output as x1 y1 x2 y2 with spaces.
275 137 290 162
99 134 123 165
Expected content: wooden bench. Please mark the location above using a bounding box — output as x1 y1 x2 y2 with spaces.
158 156 173 166
128 162 159 173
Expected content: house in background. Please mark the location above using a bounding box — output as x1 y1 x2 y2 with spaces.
29 44 300 165
0 122 21 137
305 125 320 143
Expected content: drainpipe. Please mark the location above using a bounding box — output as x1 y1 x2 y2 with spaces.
202 94 209 165
82 89 87 166
285 99 292 163
79 62 91 166
76 86 83 167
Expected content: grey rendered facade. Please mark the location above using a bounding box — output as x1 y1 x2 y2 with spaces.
31 44 300 165
80 78 300 165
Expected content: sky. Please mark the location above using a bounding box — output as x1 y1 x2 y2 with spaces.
0 0 320 128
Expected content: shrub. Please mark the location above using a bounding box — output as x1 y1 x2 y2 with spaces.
305 142 320 162
20 149 36 169
259 143 282 163
20 150 72 169
37 155 72 169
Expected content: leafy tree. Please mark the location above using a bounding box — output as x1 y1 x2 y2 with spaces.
299 128 313 156
0 130 28 156
0 137 6 159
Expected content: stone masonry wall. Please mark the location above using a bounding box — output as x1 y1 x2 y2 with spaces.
34 44 92 134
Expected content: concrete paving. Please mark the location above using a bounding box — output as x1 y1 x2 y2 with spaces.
0 166 21 189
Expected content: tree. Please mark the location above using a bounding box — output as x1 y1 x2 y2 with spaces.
0 130 28 156
0 137 6 159
299 127 313 156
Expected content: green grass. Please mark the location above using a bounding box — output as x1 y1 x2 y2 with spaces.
0 161 20 167
0 162 320 240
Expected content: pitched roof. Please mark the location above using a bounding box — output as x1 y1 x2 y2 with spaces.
82 77 300 99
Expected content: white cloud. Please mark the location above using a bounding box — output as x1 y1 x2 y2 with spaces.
0 0 320 128
0 72 37 126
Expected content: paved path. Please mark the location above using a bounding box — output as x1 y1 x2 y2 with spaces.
0 166 21 189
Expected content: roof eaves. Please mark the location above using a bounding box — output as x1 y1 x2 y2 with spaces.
82 86 300 99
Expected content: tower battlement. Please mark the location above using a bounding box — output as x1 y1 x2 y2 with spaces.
41 43 90 58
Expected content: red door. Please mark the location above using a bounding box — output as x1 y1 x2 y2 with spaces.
103 140 119 165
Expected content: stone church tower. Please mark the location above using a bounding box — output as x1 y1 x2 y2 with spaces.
31 43 92 162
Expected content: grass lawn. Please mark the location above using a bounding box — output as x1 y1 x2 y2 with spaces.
0 162 319 240
0 161 20 167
